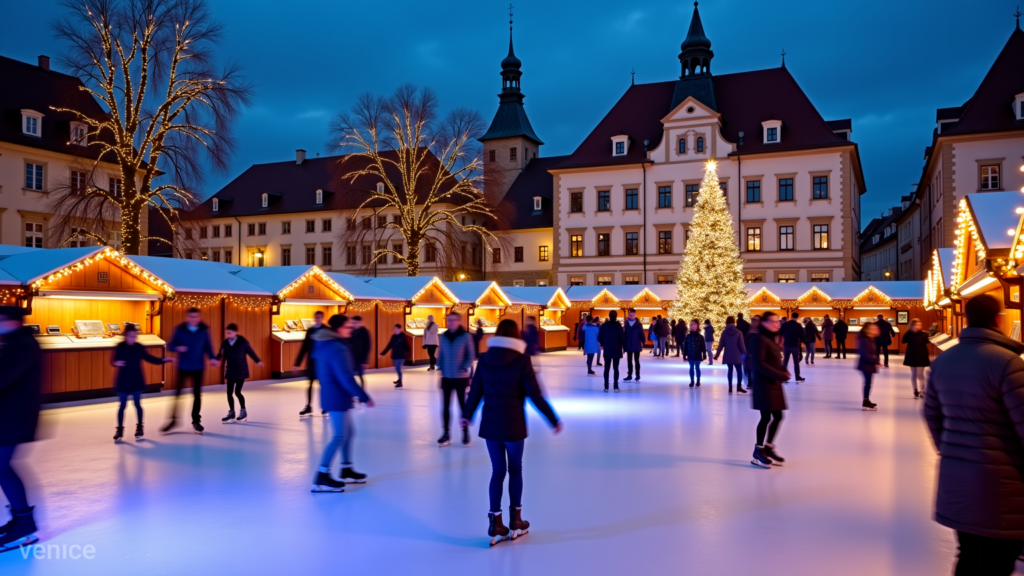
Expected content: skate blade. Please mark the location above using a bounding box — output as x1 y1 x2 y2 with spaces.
510 528 529 540
0 535 39 553
750 460 771 469
489 534 511 546
862 407 877 411
770 461 784 467
135 437 144 441
438 442 451 447
311 485 345 493
343 478 367 484
236 419 247 423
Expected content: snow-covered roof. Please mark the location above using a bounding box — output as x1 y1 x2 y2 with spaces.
326 273 405 301
937 248 956 289
365 276 457 302
0 246 105 284
501 286 566 307
565 284 678 303
745 281 924 301
0 267 19 285
231 266 319 294
126 255 272 295
446 281 510 306
967 191 1023 250
0 245 39 257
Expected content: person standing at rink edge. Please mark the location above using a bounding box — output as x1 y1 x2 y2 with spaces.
622 308 645 383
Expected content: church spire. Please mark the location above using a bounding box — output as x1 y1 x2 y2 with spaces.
480 4 542 145
499 4 522 100
679 1 714 78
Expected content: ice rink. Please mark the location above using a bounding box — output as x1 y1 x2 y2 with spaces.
0 349 994 575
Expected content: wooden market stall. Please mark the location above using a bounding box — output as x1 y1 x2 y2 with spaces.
447 281 512 353
327 272 408 370
365 276 459 365
503 286 572 351
563 285 675 348
925 247 957 337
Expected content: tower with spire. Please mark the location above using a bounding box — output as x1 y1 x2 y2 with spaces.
480 6 543 201
671 1 717 111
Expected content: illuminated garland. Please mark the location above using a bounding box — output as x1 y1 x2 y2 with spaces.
279 267 352 301
170 293 224 308
31 248 174 297
952 198 986 291
411 277 459 304
451 303 472 313
228 295 273 309
0 289 23 303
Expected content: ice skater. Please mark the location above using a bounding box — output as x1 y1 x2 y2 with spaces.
683 319 707 387
349 316 372 388
673 316 687 357
780 313 805 382
803 318 820 365
703 319 715 365
0 306 41 553
310 315 374 492
437 312 475 447
462 319 561 546
748 312 789 468
857 323 881 410
112 325 173 441
423 314 439 371
598 310 624 392
583 316 600 376
901 319 930 398
380 324 410 388
162 307 219 434
715 316 747 394
874 314 897 368
821 315 834 358
834 316 849 359
293 310 326 417
216 323 263 423
622 308 645 383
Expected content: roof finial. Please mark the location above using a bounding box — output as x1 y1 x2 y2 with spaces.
1016 6 1022 29
509 3 514 32
631 67 635 86
781 48 787 68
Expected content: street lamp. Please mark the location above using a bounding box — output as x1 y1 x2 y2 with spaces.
884 271 891 280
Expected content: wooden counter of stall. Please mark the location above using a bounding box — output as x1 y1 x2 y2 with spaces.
562 285 675 348
365 276 458 365
503 286 572 351
447 281 512 353
0 247 173 402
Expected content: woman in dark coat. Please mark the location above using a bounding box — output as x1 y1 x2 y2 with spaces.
803 319 820 365
381 324 411 388
463 319 561 546
833 318 849 359
683 320 707 387
112 326 172 440
474 318 486 355
902 319 931 398
703 320 715 365
821 315 834 358
715 316 748 394
216 323 263 423
747 312 789 468
858 323 881 410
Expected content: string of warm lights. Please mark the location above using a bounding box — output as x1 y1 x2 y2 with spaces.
170 293 225 308
0 289 24 303
409 277 459 305
30 248 174 296
279 267 353 301
951 198 986 292
227 295 273 309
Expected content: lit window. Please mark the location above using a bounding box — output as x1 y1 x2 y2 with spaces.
261 193 268 208
316 189 323 204
377 182 385 194
747 227 762 251
657 275 673 285
811 272 830 282
745 272 764 282
533 196 542 211
685 184 699 207
597 275 612 286
624 274 640 285
813 224 829 249
778 273 797 283
570 276 585 286
570 235 583 257
658 231 672 254
539 246 549 261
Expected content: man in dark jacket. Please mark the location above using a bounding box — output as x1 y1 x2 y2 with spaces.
622 309 645 382
164 307 219 434
672 317 687 358
349 316 372 388
598 310 625 392
736 313 751 337
833 318 849 359
874 314 897 367
522 316 540 357
216 323 263 423
293 310 326 417
0 306 41 552
437 312 475 447
925 294 1024 575
779 313 805 382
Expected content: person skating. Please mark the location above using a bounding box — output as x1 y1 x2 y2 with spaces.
522 316 540 359
656 318 671 358
924 294 1024 576
857 323 881 410
0 306 41 553
669 319 678 356
703 320 715 365
673 316 687 358
622 309 645 382
583 316 601 376
423 314 440 371
293 310 326 417
683 320 707 387
461 319 561 546
834 317 849 359
474 318 486 357
163 307 219 434
349 316 372 388
648 317 659 357
715 316 747 394
436 312 475 447
216 323 263 423
874 314 897 368
803 318 820 365
112 326 173 440
821 315 835 359
747 312 790 468
736 313 751 338
902 319 930 398
380 324 410 388
779 313 806 382
598 310 624 392
574 316 585 351
594 317 603 366
310 315 374 492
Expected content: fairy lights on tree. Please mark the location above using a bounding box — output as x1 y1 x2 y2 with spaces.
670 160 749 342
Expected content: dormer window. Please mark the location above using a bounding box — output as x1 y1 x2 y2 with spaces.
261 193 268 208
1014 92 1024 120
376 182 385 194
70 122 87 146
611 135 629 157
533 196 542 211
21 110 43 137
615 141 625 155
678 137 687 154
696 136 704 153
315 189 323 205
212 198 220 212
762 120 782 144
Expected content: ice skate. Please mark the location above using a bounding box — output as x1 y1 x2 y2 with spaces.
394 381 403 388
763 444 785 466
462 426 471 446
311 471 345 492
623 375 633 382
113 426 124 442
862 399 877 411
488 512 510 546
299 405 313 418
0 507 38 554
321 411 328 418
796 377 806 383
509 507 530 540
587 370 596 376
437 431 451 447
728 385 733 395
635 375 640 382
914 390 921 399
221 410 236 423
192 421 204 435
134 423 144 440
696 380 701 387
160 418 178 434
340 467 367 484
614 385 620 393
237 409 248 422
689 381 694 388
751 446 772 469
737 386 748 394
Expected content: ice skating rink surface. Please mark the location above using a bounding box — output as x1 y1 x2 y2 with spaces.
0 350 1002 575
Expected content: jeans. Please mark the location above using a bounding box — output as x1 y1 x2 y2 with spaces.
727 363 743 387
659 339 669 357
170 368 204 424
688 360 702 383
910 366 925 393
586 353 596 372
354 365 365 388
823 339 833 356
862 371 874 400
782 346 802 379
319 411 354 469
836 340 847 358
394 359 405 380
226 379 246 411
117 391 143 427
603 357 620 387
805 344 816 364
877 342 889 366
425 345 438 369
0 445 28 511
955 531 1024 576
486 440 524 513
441 377 468 431
706 341 714 364
651 337 658 355
756 410 783 446
625 351 640 378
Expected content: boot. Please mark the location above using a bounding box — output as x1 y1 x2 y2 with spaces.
113 426 124 442
222 410 236 423
134 423 144 440
340 466 367 484
160 418 177 434
394 380 403 388
462 426 471 446
751 446 772 469
862 399 877 411
299 405 313 417
237 409 248 422
437 431 451 447
488 511 510 546
736 385 748 394
763 443 785 465
728 384 733 395
509 507 530 539
0 507 38 552
311 470 345 492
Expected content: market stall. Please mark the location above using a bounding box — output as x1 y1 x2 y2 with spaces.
563 285 675 347
327 272 408 370
503 286 572 351
925 247 956 338
447 281 511 352
365 276 459 364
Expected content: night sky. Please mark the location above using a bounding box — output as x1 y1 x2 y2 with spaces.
1 0 1018 228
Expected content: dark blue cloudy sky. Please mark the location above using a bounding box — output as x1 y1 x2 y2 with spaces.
1 0 1018 226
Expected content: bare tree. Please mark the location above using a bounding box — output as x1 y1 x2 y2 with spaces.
329 84 507 278
48 0 253 255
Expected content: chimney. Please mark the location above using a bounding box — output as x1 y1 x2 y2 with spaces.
296 149 306 165
38 55 50 71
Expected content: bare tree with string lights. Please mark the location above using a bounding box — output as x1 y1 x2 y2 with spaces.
47 0 253 255
329 84 508 278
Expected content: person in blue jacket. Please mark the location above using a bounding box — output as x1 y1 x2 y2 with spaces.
683 319 708 387
598 310 625 392
622 308 646 383
112 325 173 441
582 316 601 376
310 315 375 492
162 308 219 434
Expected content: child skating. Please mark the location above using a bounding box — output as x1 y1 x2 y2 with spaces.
216 323 263 423
380 324 410 388
111 326 173 442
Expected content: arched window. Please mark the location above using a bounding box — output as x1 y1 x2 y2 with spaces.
678 138 687 154
696 137 704 153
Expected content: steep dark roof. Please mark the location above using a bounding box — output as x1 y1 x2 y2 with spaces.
825 119 851 131
0 55 114 161
480 100 543 144
553 67 853 171
496 155 568 230
859 206 903 253
936 106 965 122
941 27 1024 136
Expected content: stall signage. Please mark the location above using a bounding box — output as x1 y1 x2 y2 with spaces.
97 272 108 283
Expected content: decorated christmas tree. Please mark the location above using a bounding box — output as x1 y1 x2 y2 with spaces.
670 160 750 343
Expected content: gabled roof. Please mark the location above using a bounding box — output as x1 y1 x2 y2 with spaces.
936 247 956 290
496 155 567 230
229 266 350 300
365 276 458 302
860 206 903 252
125 255 271 295
479 99 543 144
501 286 569 307
325 273 405 301
744 281 924 301
564 284 676 303
0 246 105 285
941 27 1024 136
965 191 1023 250
446 281 510 306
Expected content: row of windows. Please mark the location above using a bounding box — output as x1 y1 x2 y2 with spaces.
22 164 124 196
677 135 705 154
496 246 550 264
567 224 830 258
570 270 832 287
742 271 831 283
745 224 829 251
488 147 535 163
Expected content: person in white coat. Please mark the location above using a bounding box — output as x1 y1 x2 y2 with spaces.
423 315 440 371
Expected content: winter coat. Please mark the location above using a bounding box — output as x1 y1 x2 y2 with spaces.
736 317 751 337
381 333 410 361
834 320 849 343
648 324 657 342
294 324 326 372
925 327 1024 539
464 336 559 442
422 321 439 347
703 324 715 342
821 317 834 341
682 331 707 361
522 324 540 357
167 322 215 371
655 321 671 338
349 326 372 366
0 327 41 446
902 330 931 367
780 319 804 348
437 326 475 379
113 342 164 393
673 321 687 345
857 335 879 374
583 323 601 354
473 326 486 354
715 324 747 365
311 330 371 412
622 319 646 353
803 321 820 344
598 320 625 359
748 326 789 412
875 319 897 346
217 336 261 381
576 322 586 345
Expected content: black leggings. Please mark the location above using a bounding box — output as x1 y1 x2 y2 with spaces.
441 378 468 431
425 345 438 369
226 379 246 411
756 410 784 446
836 340 847 358
117 391 143 427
